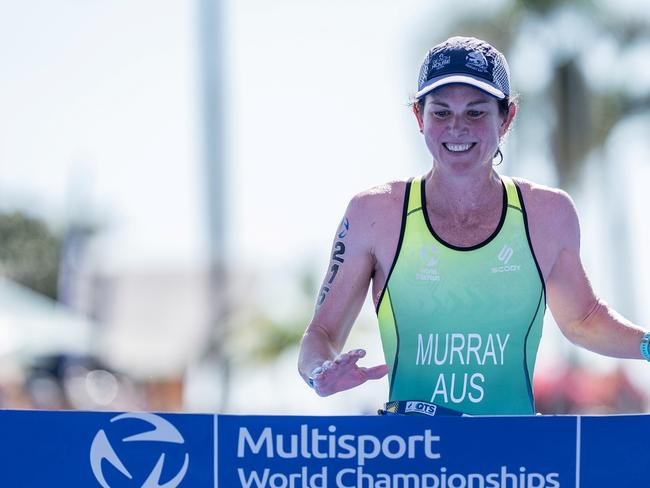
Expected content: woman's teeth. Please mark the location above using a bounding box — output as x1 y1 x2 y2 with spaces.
444 143 473 152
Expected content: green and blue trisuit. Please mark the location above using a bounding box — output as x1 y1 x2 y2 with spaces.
377 175 546 415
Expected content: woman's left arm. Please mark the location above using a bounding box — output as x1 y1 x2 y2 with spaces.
545 191 648 359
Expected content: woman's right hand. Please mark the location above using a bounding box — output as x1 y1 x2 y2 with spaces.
309 349 388 396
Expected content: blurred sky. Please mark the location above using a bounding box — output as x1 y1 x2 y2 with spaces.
0 1 201 269
1 0 648 268
0 0 517 273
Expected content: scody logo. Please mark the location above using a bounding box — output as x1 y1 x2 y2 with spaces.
90 412 189 488
492 245 520 273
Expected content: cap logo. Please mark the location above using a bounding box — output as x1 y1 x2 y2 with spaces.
430 53 451 71
465 51 488 73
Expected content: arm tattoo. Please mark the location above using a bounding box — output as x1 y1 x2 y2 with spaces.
332 242 345 262
337 217 350 239
327 264 340 284
317 218 349 307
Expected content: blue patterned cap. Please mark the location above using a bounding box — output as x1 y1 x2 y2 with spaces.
416 36 511 100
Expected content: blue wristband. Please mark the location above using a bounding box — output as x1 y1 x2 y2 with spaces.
307 367 322 388
640 331 650 362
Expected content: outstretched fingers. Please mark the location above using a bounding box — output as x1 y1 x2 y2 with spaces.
362 364 389 380
309 349 387 396
319 349 365 375
340 348 366 364
343 349 388 380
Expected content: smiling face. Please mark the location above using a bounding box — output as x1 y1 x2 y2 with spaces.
414 84 516 176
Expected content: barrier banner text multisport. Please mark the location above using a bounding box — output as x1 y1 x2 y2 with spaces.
218 414 575 488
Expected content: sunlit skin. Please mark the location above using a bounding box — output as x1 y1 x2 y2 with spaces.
413 85 517 226
413 85 516 177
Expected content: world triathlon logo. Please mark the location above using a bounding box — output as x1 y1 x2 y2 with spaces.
90 412 189 488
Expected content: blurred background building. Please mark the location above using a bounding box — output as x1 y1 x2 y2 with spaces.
0 0 649 414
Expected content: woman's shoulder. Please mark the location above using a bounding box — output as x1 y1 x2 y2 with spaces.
342 179 411 236
510 176 579 234
511 177 575 211
347 179 410 213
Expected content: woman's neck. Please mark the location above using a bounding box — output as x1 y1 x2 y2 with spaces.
424 167 502 221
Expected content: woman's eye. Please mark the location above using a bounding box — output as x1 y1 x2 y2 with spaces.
433 110 450 118
467 110 484 118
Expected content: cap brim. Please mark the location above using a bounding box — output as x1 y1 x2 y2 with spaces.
416 74 506 100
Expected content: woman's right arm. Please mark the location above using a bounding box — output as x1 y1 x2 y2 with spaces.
297 194 388 396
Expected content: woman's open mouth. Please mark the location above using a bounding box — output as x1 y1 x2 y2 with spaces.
443 143 476 152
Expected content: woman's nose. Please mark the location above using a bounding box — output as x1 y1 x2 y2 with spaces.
448 114 467 133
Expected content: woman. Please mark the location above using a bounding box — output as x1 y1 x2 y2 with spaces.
297 36 650 415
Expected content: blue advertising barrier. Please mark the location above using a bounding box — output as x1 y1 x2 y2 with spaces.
0 410 647 487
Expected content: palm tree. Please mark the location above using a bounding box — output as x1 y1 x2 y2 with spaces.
0 212 62 299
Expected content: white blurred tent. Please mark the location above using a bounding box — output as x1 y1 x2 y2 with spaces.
0 277 94 362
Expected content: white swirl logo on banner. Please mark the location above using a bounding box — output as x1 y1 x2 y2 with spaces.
90 412 189 488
